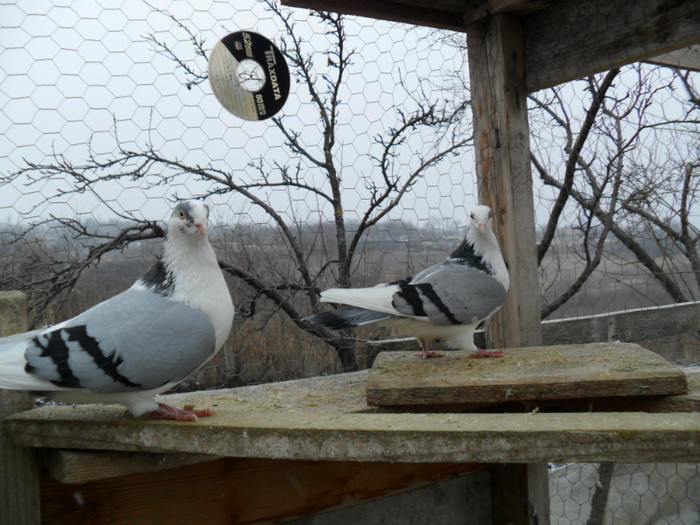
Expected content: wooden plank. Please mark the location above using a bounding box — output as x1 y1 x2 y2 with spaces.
6 406 700 464
31 370 698 485
490 463 551 525
42 450 221 485
366 343 687 407
0 291 41 525
282 0 467 31
0 391 40 525
38 456 482 525
288 0 700 88
467 14 542 350
647 44 700 71
523 0 700 91
462 0 538 26
547 368 700 413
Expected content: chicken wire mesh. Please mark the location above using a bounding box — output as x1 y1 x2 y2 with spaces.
1 0 477 384
550 463 700 525
0 1 699 521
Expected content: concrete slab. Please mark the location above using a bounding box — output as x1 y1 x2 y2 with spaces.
5 400 700 463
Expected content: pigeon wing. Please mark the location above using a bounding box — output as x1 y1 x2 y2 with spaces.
392 263 507 326
25 288 216 394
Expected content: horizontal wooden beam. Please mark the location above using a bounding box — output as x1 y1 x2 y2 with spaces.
6 407 700 464
462 0 536 26
42 449 221 484
24 370 696 504
281 0 467 31
284 0 700 90
523 0 700 91
647 45 700 71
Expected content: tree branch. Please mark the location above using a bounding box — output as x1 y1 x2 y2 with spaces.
537 68 620 264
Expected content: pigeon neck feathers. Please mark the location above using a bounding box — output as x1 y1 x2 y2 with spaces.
450 219 509 292
134 222 217 298
133 201 234 350
449 236 490 274
138 259 175 297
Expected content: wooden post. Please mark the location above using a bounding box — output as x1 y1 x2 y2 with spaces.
467 14 542 350
0 291 41 525
467 14 548 525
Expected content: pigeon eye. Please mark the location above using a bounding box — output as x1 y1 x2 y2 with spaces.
178 210 186 219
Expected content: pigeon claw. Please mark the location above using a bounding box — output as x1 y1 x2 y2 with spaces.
146 402 215 421
469 348 504 359
416 339 445 359
416 350 445 359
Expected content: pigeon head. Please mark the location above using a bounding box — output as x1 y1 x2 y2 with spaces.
169 200 210 237
470 205 493 234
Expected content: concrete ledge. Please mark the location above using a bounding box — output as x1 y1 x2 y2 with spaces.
4 371 700 464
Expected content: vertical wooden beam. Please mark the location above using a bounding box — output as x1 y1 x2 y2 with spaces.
0 291 41 525
467 15 547 525
467 14 541 350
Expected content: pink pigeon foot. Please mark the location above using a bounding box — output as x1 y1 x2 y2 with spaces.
415 338 445 359
468 348 505 359
146 403 214 421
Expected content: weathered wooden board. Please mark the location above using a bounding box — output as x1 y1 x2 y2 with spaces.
366 342 688 407
42 449 221 484
0 291 40 525
523 0 700 91
468 13 542 351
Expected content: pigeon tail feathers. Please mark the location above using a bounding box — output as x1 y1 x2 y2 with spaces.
320 285 400 317
0 330 62 391
305 307 391 330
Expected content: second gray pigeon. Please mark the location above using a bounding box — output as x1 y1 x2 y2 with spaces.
0 200 234 420
304 205 509 358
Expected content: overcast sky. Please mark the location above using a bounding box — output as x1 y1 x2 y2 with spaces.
1 1 696 235
0 0 479 232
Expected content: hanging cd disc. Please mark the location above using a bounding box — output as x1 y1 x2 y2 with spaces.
208 31 290 121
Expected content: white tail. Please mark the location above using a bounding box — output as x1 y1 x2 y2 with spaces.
0 330 60 391
320 284 400 316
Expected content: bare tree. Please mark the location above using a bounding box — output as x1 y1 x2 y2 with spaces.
532 64 700 318
0 2 470 371
441 24 700 318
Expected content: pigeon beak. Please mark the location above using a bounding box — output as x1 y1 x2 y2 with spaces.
194 222 208 236
478 222 487 234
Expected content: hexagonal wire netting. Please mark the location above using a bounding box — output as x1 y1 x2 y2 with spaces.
2 0 478 383
0 1 698 523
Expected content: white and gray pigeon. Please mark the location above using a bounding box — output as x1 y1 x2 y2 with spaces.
304 205 509 359
0 200 234 421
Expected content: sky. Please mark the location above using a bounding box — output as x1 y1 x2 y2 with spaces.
0 0 477 231
0 0 697 234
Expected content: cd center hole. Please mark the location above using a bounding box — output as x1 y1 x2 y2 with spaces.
236 59 266 92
